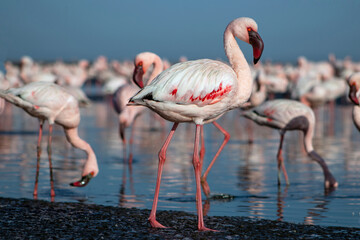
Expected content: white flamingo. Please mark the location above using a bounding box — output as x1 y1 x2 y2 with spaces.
112 52 164 162
128 17 264 231
0 82 99 197
348 72 360 130
242 99 338 189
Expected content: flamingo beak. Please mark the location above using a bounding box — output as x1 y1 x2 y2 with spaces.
70 172 94 187
349 84 359 105
132 64 144 88
249 30 264 65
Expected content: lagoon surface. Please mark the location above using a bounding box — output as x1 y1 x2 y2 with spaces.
1 97 360 228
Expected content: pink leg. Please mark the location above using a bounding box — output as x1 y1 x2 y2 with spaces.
33 121 44 198
148 122 179 228
128 117 138 166
277 133 289 185
199 125 205 172
47 124 55 197
201 121 230 197
120 123 127 162
247 119 254 144
193 125 216 231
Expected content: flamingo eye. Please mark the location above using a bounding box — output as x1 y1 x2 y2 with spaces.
247 27 252 32
138 61 143 66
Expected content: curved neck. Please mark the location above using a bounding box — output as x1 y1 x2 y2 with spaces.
353 105 360 131
64 128 99 177
303 122 315 153
148 55 163 84
224 27 253 102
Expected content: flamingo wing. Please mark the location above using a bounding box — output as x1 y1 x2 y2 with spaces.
131 59 236 107
252 99 312 125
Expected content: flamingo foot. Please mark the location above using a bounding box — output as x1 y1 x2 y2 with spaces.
198 226 218 232
148 217 168 228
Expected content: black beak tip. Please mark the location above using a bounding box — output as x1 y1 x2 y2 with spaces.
253 58 260 65
70 173 93 187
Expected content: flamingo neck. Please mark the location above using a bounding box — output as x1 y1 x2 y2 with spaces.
352 105 360 131
64 128 99 177
224 27 253 103
250 84 267 107
148 55 164 84
303 123 315 153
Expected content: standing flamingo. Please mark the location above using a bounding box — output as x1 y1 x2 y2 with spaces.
128 17 264 231
242 99 338 189
112 52 164 162
348 72 360 130
0 82 99 197
132 55 231 198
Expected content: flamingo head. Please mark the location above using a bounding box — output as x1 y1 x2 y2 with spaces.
133 61 144 88
348 73 360 105
70 172 95 187
230 17 264 65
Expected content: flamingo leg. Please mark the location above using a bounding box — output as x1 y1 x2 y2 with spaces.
199 125 205 172
47 124 55 197
201 121 230 197
247 119 254 144
148 122 179 228
193 124 215 231
119 123 127 163
277 133 289 186
128 117 139 166
33 121 44 198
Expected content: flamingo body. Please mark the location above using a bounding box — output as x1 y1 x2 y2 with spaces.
130 59 246 124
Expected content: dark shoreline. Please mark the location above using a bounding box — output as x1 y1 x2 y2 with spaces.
0 197 359 239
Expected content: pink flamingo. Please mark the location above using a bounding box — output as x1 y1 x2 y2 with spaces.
132 55 231 198
348 72 360 130
128 17 264 231
0 82 99 197
112 52 164 162
242 99 338 189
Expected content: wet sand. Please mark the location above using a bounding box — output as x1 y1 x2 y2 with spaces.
1 197 359 239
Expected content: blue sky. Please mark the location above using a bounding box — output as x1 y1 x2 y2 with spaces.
0 1 359 64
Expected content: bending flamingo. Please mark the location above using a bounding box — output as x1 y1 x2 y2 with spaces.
128 17 264 231
112 52 164 162
0 82 99 197
242 99 338 189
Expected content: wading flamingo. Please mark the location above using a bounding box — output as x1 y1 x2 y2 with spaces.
242 99 338 189
128 17 264 231
348 72 360 130
132 54 231 198
112 52 164 162
0 82 99 197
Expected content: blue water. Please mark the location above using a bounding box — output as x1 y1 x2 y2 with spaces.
1 99 360 228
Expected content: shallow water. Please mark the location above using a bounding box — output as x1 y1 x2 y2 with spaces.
1 98 360 228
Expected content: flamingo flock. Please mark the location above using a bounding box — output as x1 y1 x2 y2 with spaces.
0 16 359 231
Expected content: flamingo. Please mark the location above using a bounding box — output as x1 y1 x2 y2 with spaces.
242 99 338 189
128 17 264 231
132 54 231 198
112 52 164 162
0 82 99 197
348 72 360 130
